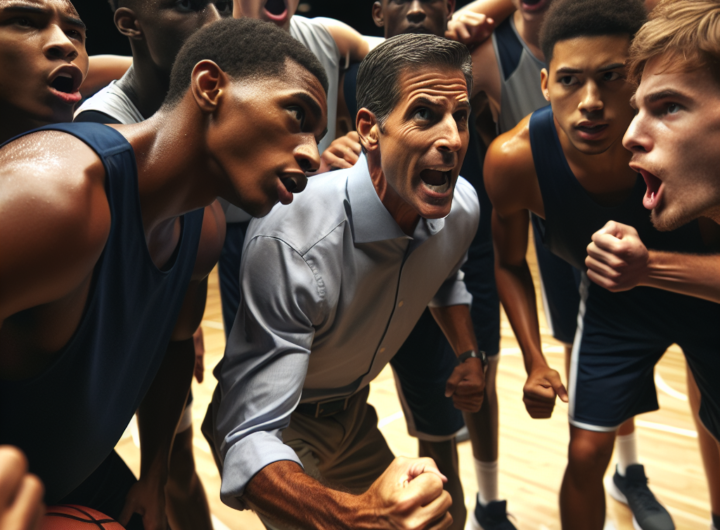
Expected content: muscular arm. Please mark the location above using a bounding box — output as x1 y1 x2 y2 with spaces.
447 0 515 47
81 56 132 98
484 121 567 417
320 19 376 64
586 220 720 303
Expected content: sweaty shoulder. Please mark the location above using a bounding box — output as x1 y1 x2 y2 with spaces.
247 170 350 256
0 131 110 319
483 115 541 217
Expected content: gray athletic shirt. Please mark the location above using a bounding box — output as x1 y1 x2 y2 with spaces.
75 67 142 124
491 16 547 134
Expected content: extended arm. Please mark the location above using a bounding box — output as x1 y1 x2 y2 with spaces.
81 56 132 98
586 221 720 303
447 0 515 46
319 19 378 65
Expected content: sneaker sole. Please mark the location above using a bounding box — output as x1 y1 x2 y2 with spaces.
605 480 652 530
468 511 483 530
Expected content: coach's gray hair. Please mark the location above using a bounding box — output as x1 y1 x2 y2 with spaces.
356 33 473 129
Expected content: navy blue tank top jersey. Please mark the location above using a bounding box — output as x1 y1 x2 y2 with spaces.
0 123 205 503
529 106 708 270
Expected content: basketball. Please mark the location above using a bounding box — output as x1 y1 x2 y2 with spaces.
41 505 125 529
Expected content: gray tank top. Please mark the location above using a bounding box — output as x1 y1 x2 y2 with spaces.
491 17 547 134
225 15 341 223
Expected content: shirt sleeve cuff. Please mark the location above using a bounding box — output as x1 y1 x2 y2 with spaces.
429 275 473 307
219 431 303 510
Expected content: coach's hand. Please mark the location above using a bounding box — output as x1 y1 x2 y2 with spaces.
318 132 362 173
446 11 495 48
119 476 168 530
445 357 485 412
586 221 649 293
0 446 44 530
523 365 568 419
362 457 453 530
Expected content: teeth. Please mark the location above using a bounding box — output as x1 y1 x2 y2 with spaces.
424 173 450 193
56 73 72 79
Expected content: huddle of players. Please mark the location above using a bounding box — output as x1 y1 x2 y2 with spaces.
1 1 720 530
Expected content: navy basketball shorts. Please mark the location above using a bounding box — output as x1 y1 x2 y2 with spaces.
531 215 581 345
569 274 720 441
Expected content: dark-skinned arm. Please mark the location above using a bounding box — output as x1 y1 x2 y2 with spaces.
429 304 485 412
586 220 720 303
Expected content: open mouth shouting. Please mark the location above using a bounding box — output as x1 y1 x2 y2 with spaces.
520 0 549 13
639 169 663 210
575 121 609 142
276 173 307 205
263 0 289 25
420 168 453 196
48 65 83 105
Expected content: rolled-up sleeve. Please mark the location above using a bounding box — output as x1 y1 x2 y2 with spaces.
211 235 325 509
428 253 473 308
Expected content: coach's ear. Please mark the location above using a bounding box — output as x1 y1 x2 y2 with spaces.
114 8 141 40
191 60 228 113
372 1 385 28
541 68 550 102
356 108 380 153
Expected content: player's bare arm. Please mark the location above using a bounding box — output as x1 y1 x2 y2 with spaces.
82 55 133 98
448 0 515 46
120 201 225 530
244 459 453 530
0 133 110 367
469 36 502 116
484 118 567 418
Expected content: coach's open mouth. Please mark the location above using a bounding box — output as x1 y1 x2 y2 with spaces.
420 169 452 194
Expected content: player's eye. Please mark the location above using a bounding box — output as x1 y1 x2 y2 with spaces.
11 16 35 28
66 29 83 41
666 103 681 115
559 75 578 87
602 71 622 82
175 0 204 12
288 106 306 128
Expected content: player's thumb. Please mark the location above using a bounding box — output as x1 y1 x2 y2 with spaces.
445 367 463 398
118 498 137 526
548 372 569 403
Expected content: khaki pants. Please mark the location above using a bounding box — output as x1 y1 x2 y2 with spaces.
260 386 395 529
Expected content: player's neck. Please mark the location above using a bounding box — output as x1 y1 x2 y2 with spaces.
0 105 45 145
367 153 420 236
555 119 637 205
123 49 171 120
513 10 545 62
117 105 219 231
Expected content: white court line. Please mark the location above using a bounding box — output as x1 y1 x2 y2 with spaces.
378 411 404 428
654 373 688 401
636 420 697 438
212 514 232 530
202 320 225 330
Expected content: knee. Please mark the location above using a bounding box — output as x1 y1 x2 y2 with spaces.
567 432 614 477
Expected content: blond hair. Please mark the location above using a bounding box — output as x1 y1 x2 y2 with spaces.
628 0 720 84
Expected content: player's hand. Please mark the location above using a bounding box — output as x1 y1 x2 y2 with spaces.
586 221 649 293
119 476 168 530
192 326 205 383
445 12 495 47
0 446 44 530
523 365 568 419
361 457 453 530
318 132 361 173
445 358 485 412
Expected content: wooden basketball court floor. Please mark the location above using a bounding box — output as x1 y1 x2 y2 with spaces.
115 233 712 530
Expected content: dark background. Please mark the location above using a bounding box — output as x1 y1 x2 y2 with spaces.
72 0 476 56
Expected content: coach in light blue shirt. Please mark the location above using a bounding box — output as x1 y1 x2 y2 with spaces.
204 34 486 530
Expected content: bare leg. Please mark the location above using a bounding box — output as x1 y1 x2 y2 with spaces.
561 426 616 530
166 426 213 530
464 358 499 463
617 418 635 437
419 438 466 530
687 367 720 520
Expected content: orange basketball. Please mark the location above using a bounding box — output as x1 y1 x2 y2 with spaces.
41 505 125 529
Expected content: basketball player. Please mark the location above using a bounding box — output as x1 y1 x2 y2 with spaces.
205 34 484 530
583 2 720 528
483 1 720 529
0 446 43 530
74 2 232 529
0 17 332 530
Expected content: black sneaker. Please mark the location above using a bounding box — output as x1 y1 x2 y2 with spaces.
607 465 675 530
470 498 517 530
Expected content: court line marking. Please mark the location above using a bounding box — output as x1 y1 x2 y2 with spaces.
212 514 232 530
636 420 697 438
202 320 225 330
654 373 688 401
378 411 404 428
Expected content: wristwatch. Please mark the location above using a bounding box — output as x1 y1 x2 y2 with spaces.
459 349 488 373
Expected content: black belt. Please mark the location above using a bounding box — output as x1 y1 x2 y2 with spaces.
296 396 351 418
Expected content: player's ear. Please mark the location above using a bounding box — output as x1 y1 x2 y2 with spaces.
357 108 380 153
191 60 228 113
114 8 141 40
447 0 456 19
372 1 385 28
541 68 550 102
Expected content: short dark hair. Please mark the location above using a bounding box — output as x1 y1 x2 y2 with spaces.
356 33 473 128
163 18 329 107
540 0 647 64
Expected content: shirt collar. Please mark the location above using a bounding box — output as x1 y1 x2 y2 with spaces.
346 154 446 244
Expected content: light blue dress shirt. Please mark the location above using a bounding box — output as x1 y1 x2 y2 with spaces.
210 156 480 508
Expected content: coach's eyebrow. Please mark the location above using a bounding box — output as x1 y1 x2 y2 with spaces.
647 89 688 103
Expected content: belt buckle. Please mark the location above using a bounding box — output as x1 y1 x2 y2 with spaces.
314 396 350 418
